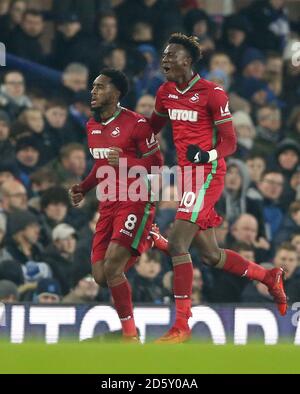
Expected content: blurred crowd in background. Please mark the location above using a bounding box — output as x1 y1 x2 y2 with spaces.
0 0 300 307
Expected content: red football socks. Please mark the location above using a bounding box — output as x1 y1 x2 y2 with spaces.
109 279 137 337
173 258 193 330
223 249 268 283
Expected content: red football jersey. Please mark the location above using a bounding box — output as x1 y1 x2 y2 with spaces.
84 106 161 201
154 74 232 175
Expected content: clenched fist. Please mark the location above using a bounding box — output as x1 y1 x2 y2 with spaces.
107 147 123 166
69 184 84 207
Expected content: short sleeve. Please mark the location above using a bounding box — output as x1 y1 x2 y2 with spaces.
132 119 160 157
207 86 232 126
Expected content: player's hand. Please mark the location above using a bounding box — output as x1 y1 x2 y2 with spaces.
69 184 84 207
186 144 209 164
107 147 123 166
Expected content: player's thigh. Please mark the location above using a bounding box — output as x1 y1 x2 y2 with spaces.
92 259 106 285
111 202 155 257
167 219 200 255
193 228 222 265
91 208 113 265
104 241 132 278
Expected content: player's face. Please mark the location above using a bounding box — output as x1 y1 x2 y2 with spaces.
91 75 118 109
161 44 191 82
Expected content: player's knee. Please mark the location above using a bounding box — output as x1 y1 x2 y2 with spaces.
104 247 125 280
201 249 221 266
92 265 106 286
168 236 189 257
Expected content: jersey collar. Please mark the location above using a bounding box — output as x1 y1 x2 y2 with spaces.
175 74 201 95
101 106 123 126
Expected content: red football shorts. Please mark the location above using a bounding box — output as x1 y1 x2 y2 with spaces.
176 169 224 230
91 201 155 264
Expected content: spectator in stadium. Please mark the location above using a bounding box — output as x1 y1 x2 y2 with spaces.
131 250 164 304
0 179 28 213
271 139 300 181
0 71 31 120
232 111 256 159
0 279 19 302
63 274 99 303
242 243 300 304
39 186 71 246
68 90 91 143
0 0 27 44
135 44 164 99
43 223 77 295
135 94 155 117
287 106 300 145
216 159 265 236
270 140 300 207
253 105 282 156
51 13 93 70
228 213 271 262
49 143 87 185
256 170 284 243
291 233 300 259
15 135 41 189
0 110 14 164
115 0 182 48
4 209 43 265
244 0 290 52
264 52 284 100
97 11 119 50
7 9 45 64
34 278 62 303
207 52 235 90
31 167 57 193
217 14 250 71
14 108 45 136
0 163 18 186
0 259 24 285
61 63 89 104
245 154 266 187
43 100 72 162
275 201 300 245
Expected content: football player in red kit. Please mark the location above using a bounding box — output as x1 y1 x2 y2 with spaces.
149 33 287 344
69 68 162 342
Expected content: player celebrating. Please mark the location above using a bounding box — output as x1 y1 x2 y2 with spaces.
149 33 287 344
69 68 162 342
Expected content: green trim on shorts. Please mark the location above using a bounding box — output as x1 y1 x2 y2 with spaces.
131 202 151 249
191 129 218 223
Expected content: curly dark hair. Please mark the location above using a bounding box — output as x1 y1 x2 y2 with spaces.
168 32 203 64
99 68 129 99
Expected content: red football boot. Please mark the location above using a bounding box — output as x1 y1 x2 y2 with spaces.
154 326 191 344
149 224 169 253
264 267 287 316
